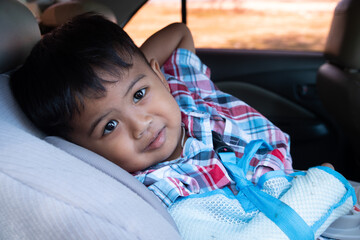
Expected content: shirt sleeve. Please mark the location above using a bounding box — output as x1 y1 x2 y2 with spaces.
162 48 218 99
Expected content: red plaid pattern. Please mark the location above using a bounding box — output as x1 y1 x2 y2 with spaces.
134 49 293 207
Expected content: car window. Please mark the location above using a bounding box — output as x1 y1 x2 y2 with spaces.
124 0 182 48
124 0 339 52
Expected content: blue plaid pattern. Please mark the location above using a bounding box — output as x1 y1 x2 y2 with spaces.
134 49 293 207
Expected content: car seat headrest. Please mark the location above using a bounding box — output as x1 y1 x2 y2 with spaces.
40 1 117 34
324 0 360 70
0 0 41 74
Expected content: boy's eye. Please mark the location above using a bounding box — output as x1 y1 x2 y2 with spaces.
103 120 118 135
133 88 146 103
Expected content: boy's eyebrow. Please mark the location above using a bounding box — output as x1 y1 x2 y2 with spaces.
124 74 146 97
88 110 112 137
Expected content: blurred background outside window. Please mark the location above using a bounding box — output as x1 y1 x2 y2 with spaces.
124 0 339 52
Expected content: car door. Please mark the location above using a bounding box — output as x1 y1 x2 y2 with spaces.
196 48 343 172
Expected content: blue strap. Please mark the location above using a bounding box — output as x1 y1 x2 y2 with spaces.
237 139 273 173
218 139 314 240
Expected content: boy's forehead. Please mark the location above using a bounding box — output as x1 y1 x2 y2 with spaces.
82 56 150 104
94 54 148 81
94 65 128 83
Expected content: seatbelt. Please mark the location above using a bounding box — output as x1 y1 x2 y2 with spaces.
212 131 314 240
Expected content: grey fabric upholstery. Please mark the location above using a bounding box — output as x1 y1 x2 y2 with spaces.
0 75 44 136
0 0 180 238
45 135 178 228
0 120 181 240
0 0 41 73
318 64 360 135
317 0 360 174
324 0 360 69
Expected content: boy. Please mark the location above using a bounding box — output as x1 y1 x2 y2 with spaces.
11 13 350 240
11 13 293 206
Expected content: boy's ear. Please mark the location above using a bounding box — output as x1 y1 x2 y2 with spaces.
150 58 170 92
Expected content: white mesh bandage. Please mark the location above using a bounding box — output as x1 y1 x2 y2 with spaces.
169 167 356 240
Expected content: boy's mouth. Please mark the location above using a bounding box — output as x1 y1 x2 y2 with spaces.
144 127 166 151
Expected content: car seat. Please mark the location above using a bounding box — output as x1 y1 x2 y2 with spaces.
317 0 360 181
0 0 181 239
39 0 117 34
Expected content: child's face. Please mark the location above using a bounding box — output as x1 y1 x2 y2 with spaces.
68 56 182 172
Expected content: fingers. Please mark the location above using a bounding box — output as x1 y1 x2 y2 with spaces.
321 162 334 170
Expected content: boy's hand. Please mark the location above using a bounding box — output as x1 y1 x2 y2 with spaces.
140 22 195 66
321 162 334 170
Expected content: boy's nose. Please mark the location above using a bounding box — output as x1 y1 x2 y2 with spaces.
129 113 152 139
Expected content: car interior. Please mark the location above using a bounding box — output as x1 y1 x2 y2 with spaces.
0 0 359 239
317 0 360 182
197 0 360 182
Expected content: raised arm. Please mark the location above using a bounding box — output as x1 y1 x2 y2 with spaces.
140 22 195 66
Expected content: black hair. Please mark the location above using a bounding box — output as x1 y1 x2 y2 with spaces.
10 13 147 138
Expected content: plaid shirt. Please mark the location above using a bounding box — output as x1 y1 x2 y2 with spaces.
134 49 293 207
